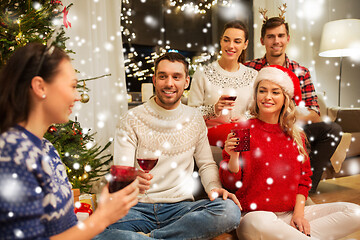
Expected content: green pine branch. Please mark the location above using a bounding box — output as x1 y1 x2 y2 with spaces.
44 121 113 193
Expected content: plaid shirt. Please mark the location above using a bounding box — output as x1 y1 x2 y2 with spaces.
245 55 320 115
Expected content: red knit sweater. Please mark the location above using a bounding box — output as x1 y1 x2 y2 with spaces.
219 118 312 212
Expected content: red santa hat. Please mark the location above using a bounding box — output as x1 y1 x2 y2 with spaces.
254 65 302 106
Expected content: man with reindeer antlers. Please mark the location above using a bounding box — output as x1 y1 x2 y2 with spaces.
245 4 348 193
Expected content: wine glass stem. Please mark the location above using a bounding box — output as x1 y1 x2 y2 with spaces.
144 170 150 196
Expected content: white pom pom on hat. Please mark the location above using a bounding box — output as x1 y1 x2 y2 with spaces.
254 65 302 106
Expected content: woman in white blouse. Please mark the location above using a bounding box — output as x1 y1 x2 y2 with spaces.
188 20 257 147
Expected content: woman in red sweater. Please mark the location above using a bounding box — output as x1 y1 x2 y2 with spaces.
219 65 360 239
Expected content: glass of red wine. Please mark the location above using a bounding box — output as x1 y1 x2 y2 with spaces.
108 165 138 193
136 148 160 199
231 127 250 152
223 95 237 122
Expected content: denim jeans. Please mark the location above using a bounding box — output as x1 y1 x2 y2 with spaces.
93 198 241 240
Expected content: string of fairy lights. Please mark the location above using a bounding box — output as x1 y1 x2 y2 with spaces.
120 0 136 43
121 0 227 89
168 0 232 14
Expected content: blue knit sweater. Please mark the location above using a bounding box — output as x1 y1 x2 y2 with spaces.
0 125 77 239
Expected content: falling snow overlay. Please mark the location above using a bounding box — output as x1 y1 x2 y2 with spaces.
0 126 77 239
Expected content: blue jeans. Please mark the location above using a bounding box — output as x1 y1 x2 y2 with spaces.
94 198 241 240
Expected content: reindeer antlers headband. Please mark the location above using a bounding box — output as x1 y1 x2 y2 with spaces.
259 3 287 23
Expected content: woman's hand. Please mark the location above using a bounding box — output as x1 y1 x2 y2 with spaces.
96 180 139 227
224 132 240 157
291 194 310 237
290 214 311 237
214 95 236 116
224 132 240 173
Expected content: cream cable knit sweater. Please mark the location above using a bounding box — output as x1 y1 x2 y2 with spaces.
114 98 222 203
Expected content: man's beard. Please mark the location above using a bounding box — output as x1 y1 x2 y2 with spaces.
271 52 283 58
155 89 182 108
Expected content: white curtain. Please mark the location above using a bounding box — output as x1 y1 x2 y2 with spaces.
62 0 127 153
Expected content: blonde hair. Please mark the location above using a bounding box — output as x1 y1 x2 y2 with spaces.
248 83 308 161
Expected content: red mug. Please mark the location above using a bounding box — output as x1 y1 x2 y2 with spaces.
231 128 250 152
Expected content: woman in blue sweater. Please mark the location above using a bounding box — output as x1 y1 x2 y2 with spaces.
0 43 139 240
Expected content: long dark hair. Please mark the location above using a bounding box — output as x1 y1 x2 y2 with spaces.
221 20 249 63
0 42 70 133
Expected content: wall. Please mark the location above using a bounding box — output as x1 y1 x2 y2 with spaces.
313 0 360 108
253 0 360 108
125 0 253 57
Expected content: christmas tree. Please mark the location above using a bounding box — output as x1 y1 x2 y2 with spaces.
1 1 112 193
0 0 73 67
45 120 112 193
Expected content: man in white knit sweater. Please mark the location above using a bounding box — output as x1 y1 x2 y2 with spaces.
95 52 241 240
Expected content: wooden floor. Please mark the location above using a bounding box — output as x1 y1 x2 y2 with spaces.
311 174 360 240
213 173 360 240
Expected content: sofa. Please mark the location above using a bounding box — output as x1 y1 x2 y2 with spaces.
317 92 360 178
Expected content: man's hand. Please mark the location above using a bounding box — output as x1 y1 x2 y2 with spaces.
136 170 153 194
208 188 242 210
295 107 321 123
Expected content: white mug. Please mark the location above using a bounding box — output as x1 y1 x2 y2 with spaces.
141 83 153 102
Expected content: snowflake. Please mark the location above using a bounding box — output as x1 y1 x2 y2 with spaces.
144 15 158 28
220 161 228 170
14 229 24 239
105 173 112 182
77 221 86 230
0 177 21 202
163 141 171 149
235 181 243 188
35 187 42 194
250 203 257 210
74 201 81 209
211 192 219 199
73 163 80 170
84 165 91 172
170 162 177 169
254 147 262 158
